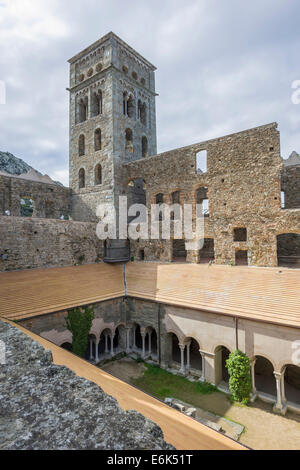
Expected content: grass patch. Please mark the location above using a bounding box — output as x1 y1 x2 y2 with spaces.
131 363 219 408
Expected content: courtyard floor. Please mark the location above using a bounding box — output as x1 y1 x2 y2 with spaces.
102 357 300 450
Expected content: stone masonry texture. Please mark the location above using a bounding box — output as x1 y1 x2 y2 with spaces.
0 320 173 450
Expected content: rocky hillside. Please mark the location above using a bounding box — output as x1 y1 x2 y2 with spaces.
0 151 35 175
0 151 63 186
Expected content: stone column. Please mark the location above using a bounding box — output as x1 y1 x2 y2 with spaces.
281 367 287 405
186 341 191 372
126 328 131 354
89 339 94 360
273 371 284 413
141 331 146 358
111 333 114 356
250 358 257 402
199 350 206 382
148 331 152 355
199 350 216 385
179 344 186 374
95 339 99 363
186 250 200 264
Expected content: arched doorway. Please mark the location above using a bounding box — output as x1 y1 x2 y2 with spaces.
188 338 202 372
134 325 143 351
171 333 181 365
199 239 215 264
215 346 230 385
99 328 112 357
284 364 300 405
172 239 187 262
255 356 276 396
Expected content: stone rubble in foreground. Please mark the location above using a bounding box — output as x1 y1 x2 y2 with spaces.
0 320 174 450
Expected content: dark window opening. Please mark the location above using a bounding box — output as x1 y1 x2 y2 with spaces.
142 136 148 158
234 227 247 242
277 233 300 268
235 250 248 266
172 239 187 262
95 128 101 151
91 90 102 117
78 97 88 123
125 128 134 153
95 164 102 185
78 134 85 156
199 238 215 264
79 168 85 189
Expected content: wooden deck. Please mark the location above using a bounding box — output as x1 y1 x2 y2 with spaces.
1 262 300 328
0 263 124 320
6 320 245 451
126 263 300 329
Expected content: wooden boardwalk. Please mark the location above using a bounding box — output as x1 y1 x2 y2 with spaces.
126 262 300 329
0 263 124 320
7 320 245 451
1 262 300 328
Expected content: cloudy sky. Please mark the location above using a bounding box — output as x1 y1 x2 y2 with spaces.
0 0 299 186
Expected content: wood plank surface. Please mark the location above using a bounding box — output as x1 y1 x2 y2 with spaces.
1 262 300 329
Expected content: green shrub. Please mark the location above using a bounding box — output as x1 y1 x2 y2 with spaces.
226 350 252 404
66 306 94 358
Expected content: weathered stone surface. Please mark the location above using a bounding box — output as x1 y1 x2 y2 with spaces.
0 320 173 450
0 217 104 272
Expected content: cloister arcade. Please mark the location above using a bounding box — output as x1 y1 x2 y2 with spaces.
85 323 159 363
54 322 300 416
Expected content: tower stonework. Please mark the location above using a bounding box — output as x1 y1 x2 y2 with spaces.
68 32 157 222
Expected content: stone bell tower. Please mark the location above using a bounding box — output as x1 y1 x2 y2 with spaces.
68 32 157 223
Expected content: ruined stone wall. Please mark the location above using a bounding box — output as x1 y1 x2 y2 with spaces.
0 174 71 218
124 123 300 267
0 217 103 272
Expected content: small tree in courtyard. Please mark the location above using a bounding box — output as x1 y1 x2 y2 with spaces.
66 306 94 358
226 350 252 404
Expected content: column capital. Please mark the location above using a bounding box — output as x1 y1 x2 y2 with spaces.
273 371 283 379
179 343 186 351
199 349 215 358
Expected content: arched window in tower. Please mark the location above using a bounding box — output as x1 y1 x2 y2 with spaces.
138 101 147 125
94 129 101 151
127 94 135 119
79 168 85 189
140 103 147 126
78 97 88 123
123 92 127 115
95 164 102 185
125 128 134 153
78 134 85 156
142 136 148 158
91 90 102 117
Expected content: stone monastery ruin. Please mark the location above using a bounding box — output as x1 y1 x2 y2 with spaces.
1 33 300 446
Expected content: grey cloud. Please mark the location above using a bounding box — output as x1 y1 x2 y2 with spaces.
0 0 299 186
